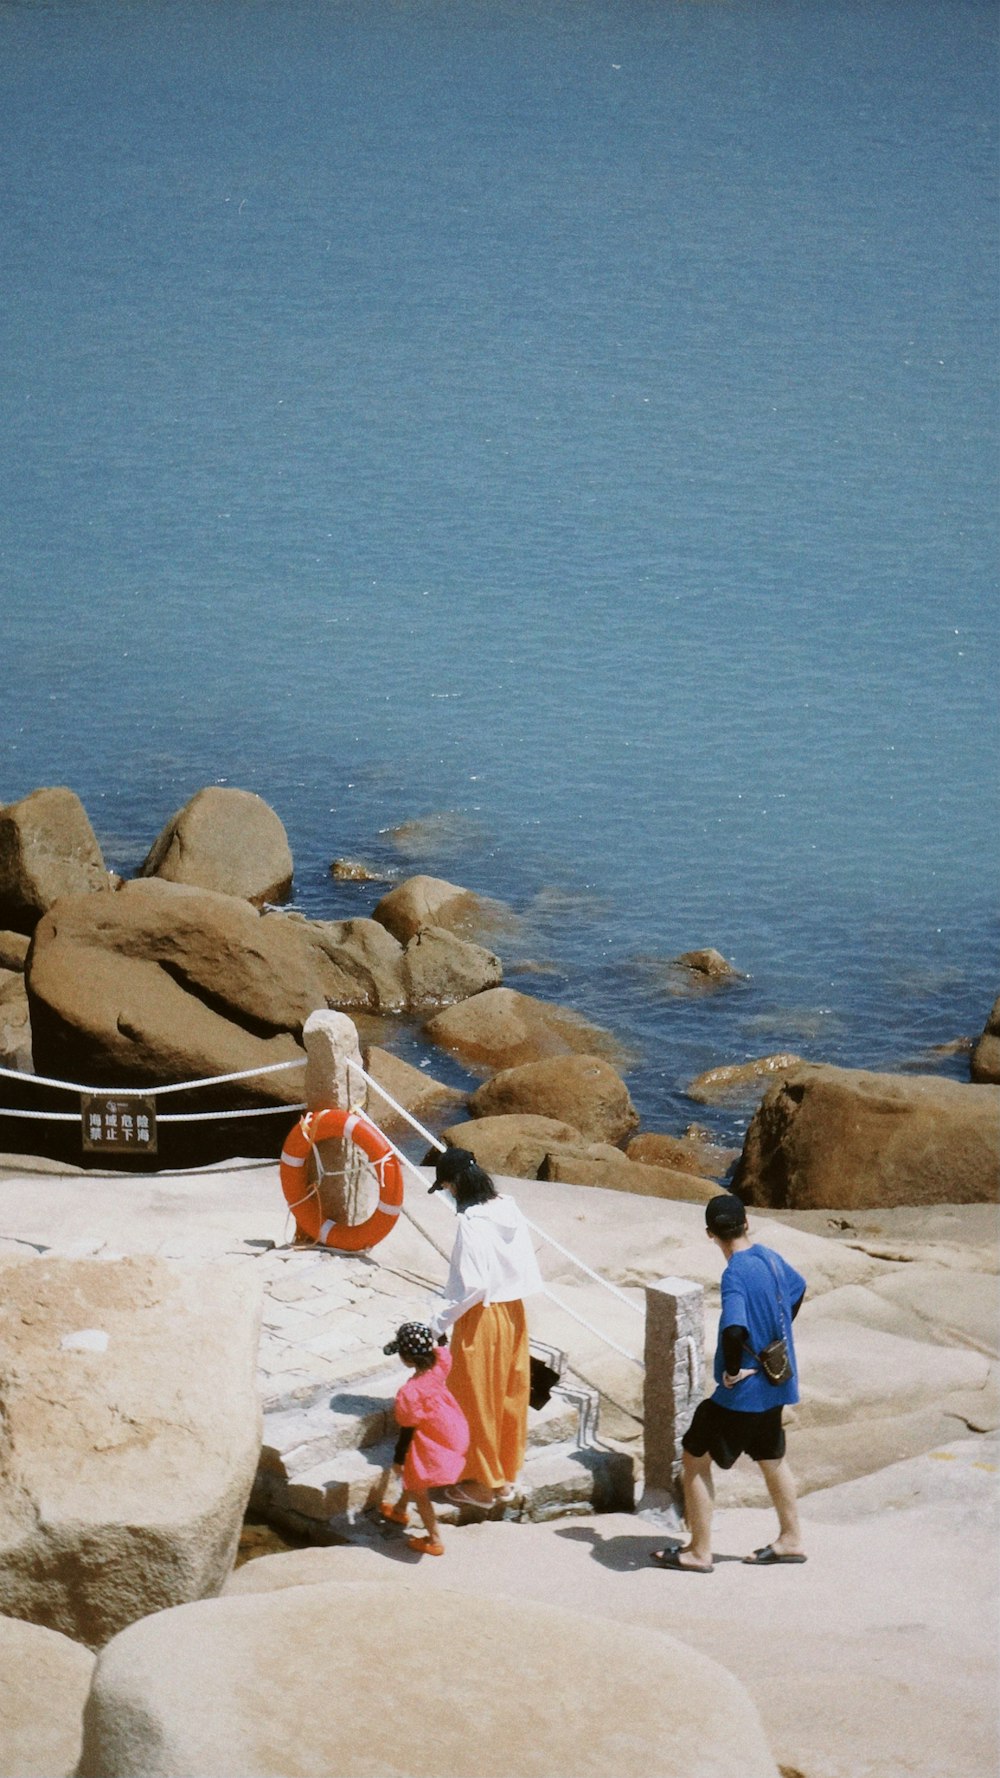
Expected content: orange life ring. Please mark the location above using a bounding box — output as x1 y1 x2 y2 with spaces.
279 1107 404 1252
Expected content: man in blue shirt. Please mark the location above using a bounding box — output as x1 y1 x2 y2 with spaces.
652 1194 807 1573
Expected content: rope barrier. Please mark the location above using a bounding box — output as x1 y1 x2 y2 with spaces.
0 1058 304 1096
0 1103 306 1123
344 1055 646 1361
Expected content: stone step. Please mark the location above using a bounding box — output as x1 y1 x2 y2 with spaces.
250 1432 635 1541
259 1369 588 1484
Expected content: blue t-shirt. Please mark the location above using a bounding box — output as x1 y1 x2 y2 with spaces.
710 1244 806 1413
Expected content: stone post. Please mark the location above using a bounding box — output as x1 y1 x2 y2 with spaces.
641 1277 705 1514
301 1011 373 1229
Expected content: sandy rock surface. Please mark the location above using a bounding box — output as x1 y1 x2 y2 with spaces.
0 1254 262 1647
0 1614 95 1778
76 1578 780 1778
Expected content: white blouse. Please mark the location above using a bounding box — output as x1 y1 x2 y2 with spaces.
430 1195 544 1334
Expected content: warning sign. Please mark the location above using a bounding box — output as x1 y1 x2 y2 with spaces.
81 1096 158 1156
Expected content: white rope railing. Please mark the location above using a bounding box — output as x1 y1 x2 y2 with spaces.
0 1058 304 1096
346 1057 645 1365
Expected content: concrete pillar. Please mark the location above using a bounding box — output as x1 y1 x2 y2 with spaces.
642 1276 705 1513
301 1011 373 1229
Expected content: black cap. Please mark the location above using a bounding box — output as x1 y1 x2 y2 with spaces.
428 1145 476 1193
705 1194 748 1238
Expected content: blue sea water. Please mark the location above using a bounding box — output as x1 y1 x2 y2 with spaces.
0 0 997 1147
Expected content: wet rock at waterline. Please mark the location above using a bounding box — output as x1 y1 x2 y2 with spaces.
673 947 744 982
140 786 294 906
372 872 510 944
0 1254 262 1649
736 1064 1000 1210
0 788 109 935
426 985 624 1073
468 1053 639 1145
971 994 1000 1085
402 923 503 1008
686 1052 803 1105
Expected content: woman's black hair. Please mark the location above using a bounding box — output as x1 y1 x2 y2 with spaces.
451 1159 498 1213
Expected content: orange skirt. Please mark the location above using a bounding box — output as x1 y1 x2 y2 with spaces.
447 1300 530 1490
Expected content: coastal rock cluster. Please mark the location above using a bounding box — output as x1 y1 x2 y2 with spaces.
0 783 997 1208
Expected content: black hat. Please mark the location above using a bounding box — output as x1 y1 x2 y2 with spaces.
428 1145 476 1193
705 1194 748 1238
383 1322 438 1361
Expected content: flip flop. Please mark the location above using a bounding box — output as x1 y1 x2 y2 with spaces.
649 1548 713 1574
406 1535 444 1557
445 1485 493 1508
743 1544 807 1565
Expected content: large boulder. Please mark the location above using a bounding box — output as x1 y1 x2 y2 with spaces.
468 1054 638 1144
0 788 108 934
0 1255 262 1648
372 873 488 944
426 986 621 1073
24 879 316 1098
0 1614 95 1778
736 1064 1000 1210
971 995 1000 1084
438 1114 583 1179
75 1579 780 1778
538 1143 719 1202
140 787 293 906
403 924 502 1007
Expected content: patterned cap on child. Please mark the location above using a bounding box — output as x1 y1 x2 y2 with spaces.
383 1322 437 1360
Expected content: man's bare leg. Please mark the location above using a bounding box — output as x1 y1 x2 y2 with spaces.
675 1448 715 1569
755 1456 805 1557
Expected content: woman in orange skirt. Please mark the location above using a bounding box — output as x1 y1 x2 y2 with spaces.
428 1149 544 1508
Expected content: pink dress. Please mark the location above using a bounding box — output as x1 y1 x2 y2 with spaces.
394 1348 470 1490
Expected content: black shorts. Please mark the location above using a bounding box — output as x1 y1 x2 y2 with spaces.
681 1398 786 1470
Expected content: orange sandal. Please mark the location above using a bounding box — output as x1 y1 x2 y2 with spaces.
379 1503 410 1526
406 1535 444 1556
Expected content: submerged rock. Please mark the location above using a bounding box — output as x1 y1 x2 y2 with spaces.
673 947 744 981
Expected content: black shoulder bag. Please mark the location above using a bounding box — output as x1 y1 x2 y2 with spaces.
744 1251 793 1386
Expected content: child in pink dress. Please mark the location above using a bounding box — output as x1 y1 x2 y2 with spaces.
374 1321 470 1556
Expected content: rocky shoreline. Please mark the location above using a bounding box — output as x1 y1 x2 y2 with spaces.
1 783 998 1205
